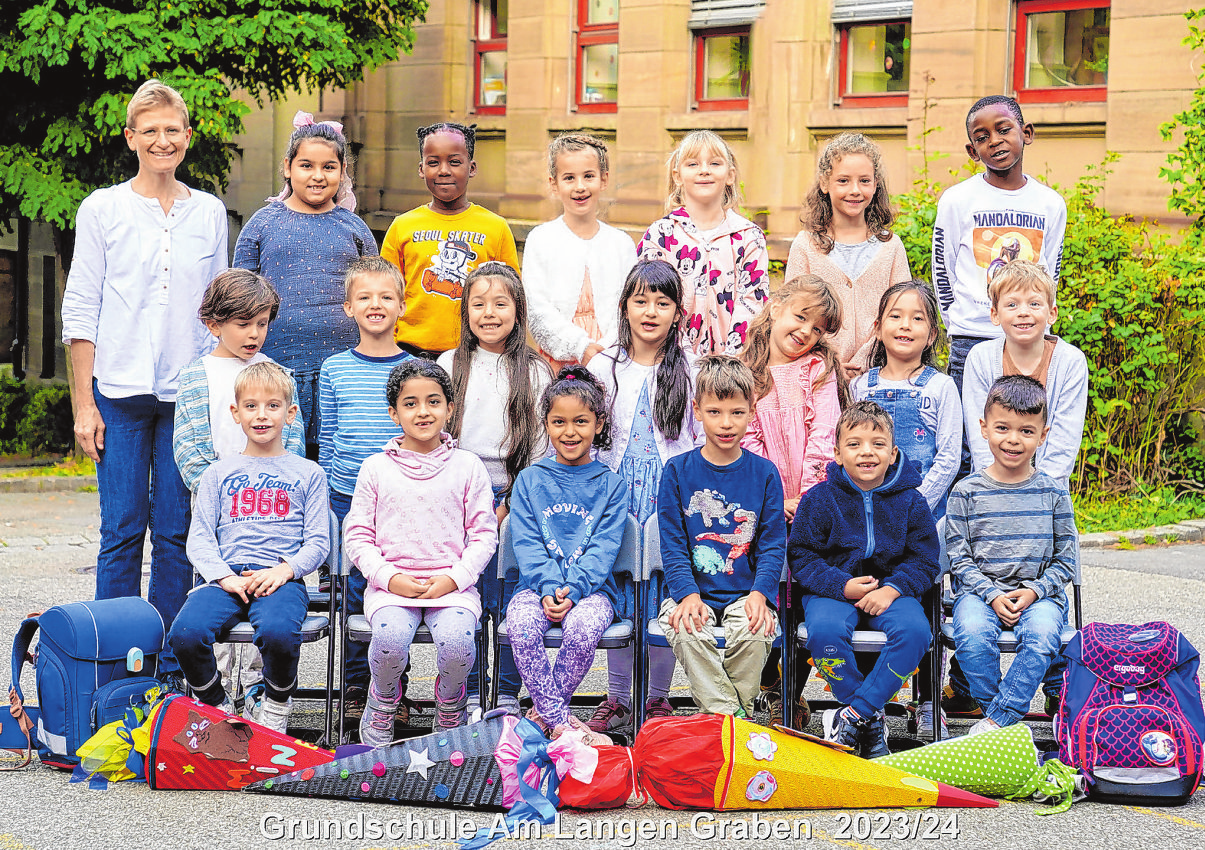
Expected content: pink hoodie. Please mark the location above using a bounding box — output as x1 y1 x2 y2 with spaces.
344 433 498 622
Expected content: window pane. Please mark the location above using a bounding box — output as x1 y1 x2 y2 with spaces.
846 22 910 94
479 51 507 106
585 0 619 26
702 34 750 100
581 42 618 103
1025 7 1109 88
478 0 507 38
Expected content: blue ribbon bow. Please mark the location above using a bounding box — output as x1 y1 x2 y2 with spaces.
459 718 561 849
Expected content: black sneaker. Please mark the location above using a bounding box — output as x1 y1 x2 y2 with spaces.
941 685 982 716
1043 692 1061 717
157 671 188 696
821 708 861 751
342 685 367 722
862 709 890 759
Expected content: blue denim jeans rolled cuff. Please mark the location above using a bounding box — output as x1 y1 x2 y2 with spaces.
802 594 932 720
168 564 310 703
93 384 192 674
952 593 1067 726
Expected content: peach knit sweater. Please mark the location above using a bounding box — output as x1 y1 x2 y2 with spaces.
784 231 911 370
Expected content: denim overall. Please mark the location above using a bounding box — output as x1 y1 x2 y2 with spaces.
862 366 947 521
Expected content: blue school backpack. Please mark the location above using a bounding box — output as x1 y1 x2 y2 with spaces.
1055 621 1205 806
5 597 164 770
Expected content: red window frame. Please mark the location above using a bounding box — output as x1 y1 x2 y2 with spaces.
575 0 619 114
694 26 751 111
1012 0 1109 104
474 0 507 115
836 20 910 108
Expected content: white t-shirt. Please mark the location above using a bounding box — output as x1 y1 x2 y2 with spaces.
202 352 269 460
437 348 551 490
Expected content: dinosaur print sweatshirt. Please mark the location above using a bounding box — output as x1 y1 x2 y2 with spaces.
658 448 786 615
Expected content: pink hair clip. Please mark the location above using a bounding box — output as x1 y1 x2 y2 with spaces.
565 374 577 380
292 110 344 136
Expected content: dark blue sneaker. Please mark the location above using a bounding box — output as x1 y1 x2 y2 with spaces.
156 671 188 696
822 707 861 751
862 709 890 759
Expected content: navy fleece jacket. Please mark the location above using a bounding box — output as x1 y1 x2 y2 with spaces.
509 457 626 609
788 455 939 601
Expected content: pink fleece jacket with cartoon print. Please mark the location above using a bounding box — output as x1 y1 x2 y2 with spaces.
344 433 498 622
638 207 769 356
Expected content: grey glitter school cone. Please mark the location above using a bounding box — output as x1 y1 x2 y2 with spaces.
244 714 509 810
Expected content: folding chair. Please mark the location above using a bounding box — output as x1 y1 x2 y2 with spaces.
490 513 641 716
936 553 1084 729
785 576 943 742
337 521 491 743
221 509 339 745
635 514 786 730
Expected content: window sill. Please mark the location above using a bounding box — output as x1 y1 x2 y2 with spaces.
806 106 908 133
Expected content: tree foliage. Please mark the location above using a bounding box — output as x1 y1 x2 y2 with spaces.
1161 8 1205 237
0 0 428 228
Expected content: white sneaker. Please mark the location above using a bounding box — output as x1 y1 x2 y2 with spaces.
966 717 1001 737
258 696 292 734
916 701 950 739
241 683 265 723
496 694 521 716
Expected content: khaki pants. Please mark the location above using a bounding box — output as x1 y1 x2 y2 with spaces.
658 595 777 716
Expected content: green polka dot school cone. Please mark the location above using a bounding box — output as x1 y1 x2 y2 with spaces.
874 723 1084 814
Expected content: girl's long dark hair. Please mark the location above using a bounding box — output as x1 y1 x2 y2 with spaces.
447 262 551 499
865 279 945 377
612 259 691 441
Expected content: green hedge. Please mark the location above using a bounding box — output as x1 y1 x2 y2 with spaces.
0 367 74 456
892 156 1205 493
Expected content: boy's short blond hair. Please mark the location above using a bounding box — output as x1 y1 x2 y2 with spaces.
988 259 1056 308
234 362 294 407
836 400 895 444
126 80 189 129
694 354 756 406
344 256 405 301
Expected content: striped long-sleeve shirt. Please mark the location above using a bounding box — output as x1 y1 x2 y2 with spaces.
317 348 411 497
945 469 1077 604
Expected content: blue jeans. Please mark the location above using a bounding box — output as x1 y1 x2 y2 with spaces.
93 385 191 674
169 565 310 704
330 489 370 689
802 595 932 720
952 593 1066 726
469 556 521 702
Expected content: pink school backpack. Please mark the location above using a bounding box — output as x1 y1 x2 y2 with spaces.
1056 621 1205 806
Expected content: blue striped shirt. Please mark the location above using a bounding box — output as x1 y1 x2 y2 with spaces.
318 348 412 496
945 470 1077 604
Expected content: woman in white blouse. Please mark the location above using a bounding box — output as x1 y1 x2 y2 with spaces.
60 80 228 684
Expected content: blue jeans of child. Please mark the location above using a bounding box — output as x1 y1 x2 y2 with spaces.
93 385 191 675
330 489 370 689
802 595 931 720
952 593 1066 726
169 565 310 705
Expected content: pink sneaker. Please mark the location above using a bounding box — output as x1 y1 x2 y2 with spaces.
587 698 632 732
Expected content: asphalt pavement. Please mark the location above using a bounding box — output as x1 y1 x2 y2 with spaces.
1 488 1204 850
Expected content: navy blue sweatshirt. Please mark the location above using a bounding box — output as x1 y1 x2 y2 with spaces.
658 448 786 614
788 456 939 602
509 457 627 609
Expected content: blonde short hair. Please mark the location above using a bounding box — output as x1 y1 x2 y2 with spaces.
234 362 294 407
988 260 1056 308
344 256 405 301
694 354 756 406
666 130 742 212
126 80 189 129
